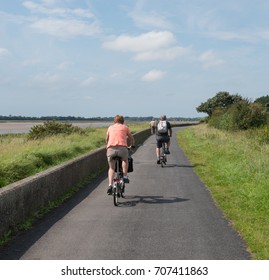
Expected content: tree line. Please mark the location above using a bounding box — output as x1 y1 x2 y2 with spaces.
196 92 269 130
0 115 200 122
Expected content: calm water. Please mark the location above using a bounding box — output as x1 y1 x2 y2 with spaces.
0 122 112 135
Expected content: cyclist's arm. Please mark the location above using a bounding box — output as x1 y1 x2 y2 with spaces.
127 131 135 147
168 127 172 137
168 123 173 137
106 130 109 145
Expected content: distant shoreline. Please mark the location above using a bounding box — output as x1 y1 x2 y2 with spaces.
0 121 113 135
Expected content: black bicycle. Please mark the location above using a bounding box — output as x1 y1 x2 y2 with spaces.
112 146 134 206
160 142 167 167
112 156 125 206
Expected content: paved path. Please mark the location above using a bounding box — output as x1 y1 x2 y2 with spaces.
0 128 250 259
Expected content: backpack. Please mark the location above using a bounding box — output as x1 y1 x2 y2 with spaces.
157 120 168 133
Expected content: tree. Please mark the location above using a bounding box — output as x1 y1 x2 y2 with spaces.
254 95 269 110
196 91 243 116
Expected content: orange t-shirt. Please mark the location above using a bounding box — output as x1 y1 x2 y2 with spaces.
106 123 130 148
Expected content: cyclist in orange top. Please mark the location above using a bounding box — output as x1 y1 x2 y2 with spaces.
106 115 135 195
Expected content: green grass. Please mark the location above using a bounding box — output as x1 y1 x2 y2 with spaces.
0 122 148 188
0 122 148 245
177 124 269 259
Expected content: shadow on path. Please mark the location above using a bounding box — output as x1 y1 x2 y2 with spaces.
117 195 189 207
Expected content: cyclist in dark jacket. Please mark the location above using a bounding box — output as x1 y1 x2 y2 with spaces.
156 115 172 164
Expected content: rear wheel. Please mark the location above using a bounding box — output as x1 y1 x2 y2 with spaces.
161 156 164 167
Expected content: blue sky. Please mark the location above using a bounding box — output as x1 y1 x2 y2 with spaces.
1 0 269 118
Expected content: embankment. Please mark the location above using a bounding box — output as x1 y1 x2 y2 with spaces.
0 128 151 239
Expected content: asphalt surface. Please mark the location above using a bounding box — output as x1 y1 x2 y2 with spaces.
0 127 250 260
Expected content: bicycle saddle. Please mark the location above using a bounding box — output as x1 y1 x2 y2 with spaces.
112 156 122 160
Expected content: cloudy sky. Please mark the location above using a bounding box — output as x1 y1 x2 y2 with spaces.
1 0 269 118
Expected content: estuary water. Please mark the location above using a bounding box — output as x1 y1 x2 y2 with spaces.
0 122 112 135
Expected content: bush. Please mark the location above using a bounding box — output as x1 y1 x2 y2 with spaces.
208 108 234 130
27 121 85 140
208 108 225 129
231 101 268 130
208 100 268 131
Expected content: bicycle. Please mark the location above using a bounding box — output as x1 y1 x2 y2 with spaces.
112 156 126 206
112 146 134 206
160 142 168 168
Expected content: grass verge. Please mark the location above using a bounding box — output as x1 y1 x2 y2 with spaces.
0 123 148 188
177 124 269 260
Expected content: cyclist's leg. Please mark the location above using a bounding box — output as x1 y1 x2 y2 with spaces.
156 146 161 158
108 159 116 185
167 137 171 148
163 136 170 154
121 159 128 176
107 148 117 194
117 146 129 182
156 137 162 164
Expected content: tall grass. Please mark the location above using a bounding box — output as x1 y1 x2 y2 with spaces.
0 122 148 188
177 124 269 259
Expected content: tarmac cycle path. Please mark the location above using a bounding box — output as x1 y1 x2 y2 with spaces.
0 127 250 260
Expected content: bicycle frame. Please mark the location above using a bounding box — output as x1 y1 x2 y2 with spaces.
112 157 125 206
111 146 134 206
160 142 167 167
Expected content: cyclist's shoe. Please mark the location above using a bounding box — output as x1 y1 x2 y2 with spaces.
157 159 160 164
107 185 113 195
165 149 170 154
123 176 129 183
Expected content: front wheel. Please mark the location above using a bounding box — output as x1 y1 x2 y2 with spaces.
121 182 125 198
113 183 119 206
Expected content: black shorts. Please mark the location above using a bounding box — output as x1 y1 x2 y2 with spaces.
156 135 170 148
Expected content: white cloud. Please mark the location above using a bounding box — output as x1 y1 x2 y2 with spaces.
23 1 53 14
102 31 191 62
29 72 60 88
102 31 176 53
57 61 70 70
199 50 224 69
80 77 96 87
0 48 9 58
134 46 190 61
23 1 94 18
141 70 166 82
41 0 57 6
23 1 100 38
128 0 172 30
205 29 269 44
130 11 172 30
205 30 258 43
110 72 122 79
83 95 93 101
30 18 100 38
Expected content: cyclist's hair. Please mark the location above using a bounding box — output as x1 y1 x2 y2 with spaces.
160 115 167 120
114 115 124 124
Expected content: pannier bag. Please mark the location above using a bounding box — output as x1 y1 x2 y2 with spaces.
127 156 133 173
114 156 133 173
